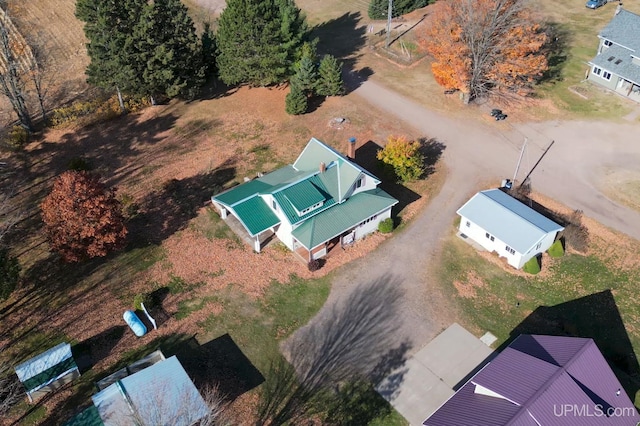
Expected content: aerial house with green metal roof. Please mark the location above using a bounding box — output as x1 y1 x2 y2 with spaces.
211 138 398 261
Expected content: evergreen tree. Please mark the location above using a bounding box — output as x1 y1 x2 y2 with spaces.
294 56 317 94
285 83 307 115
201 23 218 79
0 249 20 301
76 0 144 111
133 0 205 101
316 55 344 96
217 0 308 86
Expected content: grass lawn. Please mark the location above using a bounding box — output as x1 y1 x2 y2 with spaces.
438 229 640 405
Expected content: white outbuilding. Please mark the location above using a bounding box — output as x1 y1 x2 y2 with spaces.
456 189 564 269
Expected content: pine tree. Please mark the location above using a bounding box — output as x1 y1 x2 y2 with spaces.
285 83 307 115
201 23 217 80
133 0 205 101
76 0 144 111
294 56 317 94
217 0 308 86
316 55 344 96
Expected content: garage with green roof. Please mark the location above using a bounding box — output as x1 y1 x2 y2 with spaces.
211 138 398 260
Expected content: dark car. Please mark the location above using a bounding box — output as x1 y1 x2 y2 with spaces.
586 0 607 9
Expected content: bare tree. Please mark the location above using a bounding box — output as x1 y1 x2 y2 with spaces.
0 8 32 131
105 381 230 426
0 359 22 416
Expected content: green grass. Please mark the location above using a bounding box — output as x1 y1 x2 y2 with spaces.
548 240 565 257
191 207 244 249
522 256 541 275
197 274 331 371
438 235 640 404
175 295 220 320
116 244 166 273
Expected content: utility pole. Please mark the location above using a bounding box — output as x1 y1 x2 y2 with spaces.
519 140 555 189
512 138 527 184
386 0 393 48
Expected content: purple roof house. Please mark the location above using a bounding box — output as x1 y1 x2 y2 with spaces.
423 335 639 426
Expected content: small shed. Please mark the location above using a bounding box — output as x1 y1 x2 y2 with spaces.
457 189 564 269
14 342 80 402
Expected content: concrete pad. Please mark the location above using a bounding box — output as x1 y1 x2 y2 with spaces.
376 323 495 426
480 331 498 346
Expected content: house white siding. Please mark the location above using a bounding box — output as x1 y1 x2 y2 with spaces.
459 216 522 268
354 207 392 240
276 220 295 250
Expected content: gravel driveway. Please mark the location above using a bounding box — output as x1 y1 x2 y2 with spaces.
289 77 640 366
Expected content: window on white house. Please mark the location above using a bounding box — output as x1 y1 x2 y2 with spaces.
536 242 542 250
486 233 495 242
604 40 613 47
466 221 470 227
593 66 602 76
485 232 490 239
603 71 612 80
272 200 277 210
490 236 495 242
505 245 516 255
356 177 364 188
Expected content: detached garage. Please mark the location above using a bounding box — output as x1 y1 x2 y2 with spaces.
457 189 564 269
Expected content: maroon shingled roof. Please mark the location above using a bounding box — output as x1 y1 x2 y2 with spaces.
423 335 639 426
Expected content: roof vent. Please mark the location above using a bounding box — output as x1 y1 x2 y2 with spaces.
615 59 622 64
608 56 615 61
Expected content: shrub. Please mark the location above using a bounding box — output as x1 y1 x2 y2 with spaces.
378 218 394 233
68 156 92 171
118 193 140 218
0 249 20 300
523 256 541 274
134 293 152 310
308 259 322 272
3 126 29 150
377 135 425 183
547 240 564 258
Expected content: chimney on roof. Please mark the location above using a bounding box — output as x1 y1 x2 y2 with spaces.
319 161 326 173
616 2 622 14
347 137 356 160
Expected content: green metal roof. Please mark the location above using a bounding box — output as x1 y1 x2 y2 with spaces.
214 180 272 206
258 165 306 185
63 406 104 426
292 188 398 249
233 196 280 236
273 175 336 225
281 180 326 212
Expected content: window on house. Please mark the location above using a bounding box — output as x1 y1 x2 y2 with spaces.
603 71 612 80
490 236 495 242
604 40 613 47
536 242 542 250
593 66 602 76
505 245 515 255
485 232 490 239
272 200 277 210
466 221 470 228
356 177 363 188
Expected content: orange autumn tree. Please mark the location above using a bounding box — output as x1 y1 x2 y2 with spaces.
420 0 548 101
41 171 127 262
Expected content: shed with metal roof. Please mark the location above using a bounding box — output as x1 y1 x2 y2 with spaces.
456 189 563 269
14 342 80 402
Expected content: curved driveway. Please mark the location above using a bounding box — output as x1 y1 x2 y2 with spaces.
294 78 640 359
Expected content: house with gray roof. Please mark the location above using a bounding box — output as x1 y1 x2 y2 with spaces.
588 8 640 103
211 138 398 261
423 335 639 426
456 189 563 269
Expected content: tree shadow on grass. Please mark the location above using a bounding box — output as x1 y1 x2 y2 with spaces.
256 275 412 425
72 326 126 374
311 12 370 94
129 158 236 246
497 290 640 402
540 22 571 84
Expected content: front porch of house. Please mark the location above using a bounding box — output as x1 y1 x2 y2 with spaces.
220 210 277 252
292 229 356 263
615 77 640 103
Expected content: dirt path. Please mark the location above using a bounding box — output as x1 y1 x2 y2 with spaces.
290 77 640 361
